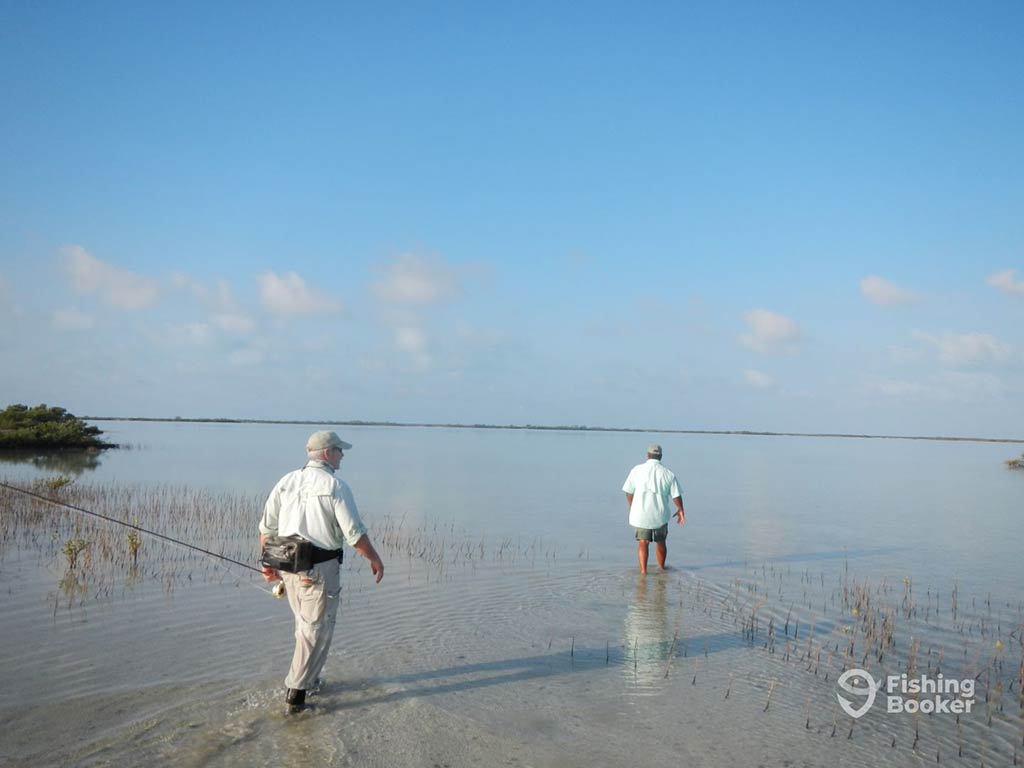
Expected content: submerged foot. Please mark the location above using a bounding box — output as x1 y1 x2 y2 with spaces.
285 688 307 714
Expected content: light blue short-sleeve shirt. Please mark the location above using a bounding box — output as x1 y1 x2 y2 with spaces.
622 459 682 530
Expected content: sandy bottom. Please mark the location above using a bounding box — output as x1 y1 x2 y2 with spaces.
1 548 1020 767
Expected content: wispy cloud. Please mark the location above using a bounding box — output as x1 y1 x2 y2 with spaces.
456 323 504 348
864 377 934 399
258 271 342 316
370 253 466 370
987 269 1024 296
60 245 160 310
393 324 432 369
860 275 915 306
743 369 774 389
51 306 96 332
373 253 459 305
864 372 1009 404
170 274 257 333
159 322 214 347
941 371 1009 401
204 281 255 333
228 346 265 367
739 309 801 354
912 331 1012 368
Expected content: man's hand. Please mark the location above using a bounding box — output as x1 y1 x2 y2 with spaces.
675 509 685 525
258 534 280 581
353 534 385 584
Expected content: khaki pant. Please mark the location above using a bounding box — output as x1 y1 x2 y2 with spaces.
281 559 341 690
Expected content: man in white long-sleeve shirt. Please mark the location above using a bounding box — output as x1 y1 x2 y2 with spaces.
622 444 685 574
259 430 384 713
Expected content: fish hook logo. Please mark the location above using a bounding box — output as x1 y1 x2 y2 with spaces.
836 668 878 719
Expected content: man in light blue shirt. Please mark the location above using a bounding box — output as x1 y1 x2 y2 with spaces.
622 444 685 573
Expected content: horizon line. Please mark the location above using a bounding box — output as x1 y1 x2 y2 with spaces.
82 416 1024 445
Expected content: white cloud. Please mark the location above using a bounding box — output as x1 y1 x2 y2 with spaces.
228 347 265 366
987 269 1024 296
393 324 432 369
258 271 342 316
60 245 160 310
743 369 774 389
864 377 934 399
940 371 1008 401
207 281 255 333
913 331 1012 368
373 253 459 305
887 344 926 365
173 276 256 334
160 322 213 347
864 372 1009 404
212 311 255 334
739 309 801 354
860 275 916 306
168 271 192 290
51 306 96 332
394 325 428 354
391 325 432 370
456 323 504 348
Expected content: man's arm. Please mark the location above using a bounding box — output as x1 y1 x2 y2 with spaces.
673 496 685 524
258 533 280 582
352 534 384 583
625 492 633 515
258 485 282 582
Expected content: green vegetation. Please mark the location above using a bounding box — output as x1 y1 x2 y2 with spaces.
32 475 75 491
62 538 89 570
126 527 142 565
0 404 114 450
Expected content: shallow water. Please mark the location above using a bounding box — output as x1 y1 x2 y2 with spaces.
1 422 1022 766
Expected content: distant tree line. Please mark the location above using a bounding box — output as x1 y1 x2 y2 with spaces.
0 404 114 450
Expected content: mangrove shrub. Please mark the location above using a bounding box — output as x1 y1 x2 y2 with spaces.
0 404 113 449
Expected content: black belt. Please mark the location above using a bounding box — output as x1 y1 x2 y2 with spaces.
311 545 343 564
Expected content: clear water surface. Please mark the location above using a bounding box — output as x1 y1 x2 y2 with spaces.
1 421 1021 767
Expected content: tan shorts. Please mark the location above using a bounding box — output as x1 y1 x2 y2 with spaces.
634 523 668 542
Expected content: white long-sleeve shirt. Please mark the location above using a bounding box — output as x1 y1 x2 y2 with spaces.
260 459 368 550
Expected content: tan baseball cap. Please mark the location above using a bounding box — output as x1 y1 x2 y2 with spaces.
306 430 353 451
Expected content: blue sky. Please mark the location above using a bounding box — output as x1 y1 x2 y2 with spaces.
1 2 1022 437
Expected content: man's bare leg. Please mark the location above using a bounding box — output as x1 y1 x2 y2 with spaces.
637 540 649 574
656 541 667 569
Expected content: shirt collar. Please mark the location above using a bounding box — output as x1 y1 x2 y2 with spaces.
306 459 335 474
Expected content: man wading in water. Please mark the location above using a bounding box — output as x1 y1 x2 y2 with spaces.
259 430 384 713
622 444 685 573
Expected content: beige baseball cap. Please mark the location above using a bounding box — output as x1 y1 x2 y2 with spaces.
306 430 353 451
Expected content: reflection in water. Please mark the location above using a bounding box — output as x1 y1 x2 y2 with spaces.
0 449 103 475
622 574 675 692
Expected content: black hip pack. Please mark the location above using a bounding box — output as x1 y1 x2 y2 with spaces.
261 535 343 573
